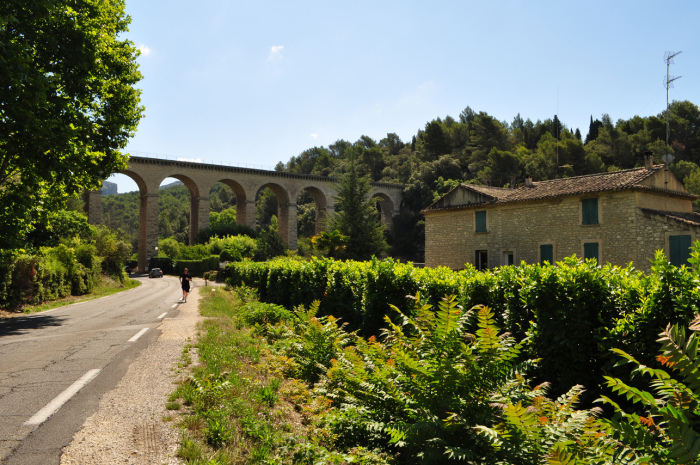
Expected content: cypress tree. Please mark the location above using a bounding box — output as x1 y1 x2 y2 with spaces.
330 149 388 260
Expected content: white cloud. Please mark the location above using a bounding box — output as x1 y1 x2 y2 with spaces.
268 45 284 61
138 44 151 57
310 133 318 139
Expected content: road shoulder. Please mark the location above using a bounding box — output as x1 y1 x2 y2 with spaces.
59 283 206 464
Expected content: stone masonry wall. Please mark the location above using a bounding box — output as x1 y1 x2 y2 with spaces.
426 190 697 272
636 209 700 269
424 210 470 269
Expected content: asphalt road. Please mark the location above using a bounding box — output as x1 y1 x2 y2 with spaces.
0 275 186 464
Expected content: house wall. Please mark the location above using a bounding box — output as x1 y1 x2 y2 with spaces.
425 190 696 272
636 209 700 267
424 209 471 269
634 191 693 212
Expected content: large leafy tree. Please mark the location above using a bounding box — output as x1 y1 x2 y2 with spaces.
330 148 388 260
0 0 144 247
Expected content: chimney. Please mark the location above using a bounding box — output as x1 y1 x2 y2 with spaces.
525 175 533 187
644 152 654 170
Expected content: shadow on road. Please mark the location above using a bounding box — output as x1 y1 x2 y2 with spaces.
0 314 66 337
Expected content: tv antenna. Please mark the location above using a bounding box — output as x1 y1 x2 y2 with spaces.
663 51 681 161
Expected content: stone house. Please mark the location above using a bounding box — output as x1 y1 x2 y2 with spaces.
423 157 700 272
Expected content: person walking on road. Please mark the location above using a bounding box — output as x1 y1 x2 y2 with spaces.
179 268 192 302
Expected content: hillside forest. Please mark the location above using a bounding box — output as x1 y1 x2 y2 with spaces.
102 101 700 262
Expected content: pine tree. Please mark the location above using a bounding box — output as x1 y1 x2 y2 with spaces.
330 149 388 260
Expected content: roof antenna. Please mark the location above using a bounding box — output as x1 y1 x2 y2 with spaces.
663 51 681 167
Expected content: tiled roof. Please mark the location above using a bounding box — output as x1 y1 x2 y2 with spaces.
640 209 700 227
423 165 697 213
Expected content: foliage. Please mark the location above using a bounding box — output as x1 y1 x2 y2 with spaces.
25 209 97 248
477 383 630 464
170 287 387 464
600 314 700 464
0 242 102 309
226 249 700 409
311 229 348 258
0 0 143 246
254 216 287 261
330 148 388 260
174 256 219 277
95 226 132 277
313 297 527 462
273 300 356 384
99 100 700 263
179 275 700 464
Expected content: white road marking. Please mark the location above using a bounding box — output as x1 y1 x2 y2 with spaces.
171 303 178 308
128 328 148 342
24 369 101 426
157 312 167 319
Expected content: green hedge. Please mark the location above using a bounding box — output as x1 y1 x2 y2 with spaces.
174 255 219 277
225 252 700 404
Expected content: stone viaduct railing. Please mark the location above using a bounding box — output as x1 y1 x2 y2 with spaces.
84 156 404 272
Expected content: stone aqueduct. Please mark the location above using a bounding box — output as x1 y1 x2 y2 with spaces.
84 156 404 272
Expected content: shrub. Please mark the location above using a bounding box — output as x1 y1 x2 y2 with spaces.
319 296 527 462
238 301 293 328
600 314 700 464
219 248 241 263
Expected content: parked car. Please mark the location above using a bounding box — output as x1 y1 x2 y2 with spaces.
149 268 163 278
125 266 131 274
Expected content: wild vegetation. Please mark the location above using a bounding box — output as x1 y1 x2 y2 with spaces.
0 210 136 310
224 248 700 408
171 254 700 464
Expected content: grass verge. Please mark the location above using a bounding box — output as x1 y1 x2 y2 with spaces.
170 286 380 464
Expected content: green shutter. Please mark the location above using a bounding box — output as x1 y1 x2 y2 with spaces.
540 244 553 264
475 211 487 232
582 198 598 225
669 235 692 266
583 242 599 263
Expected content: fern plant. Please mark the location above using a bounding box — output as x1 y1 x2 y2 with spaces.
599 314 700 464
273 300 356 384
316 294 531 463
476 382 634 465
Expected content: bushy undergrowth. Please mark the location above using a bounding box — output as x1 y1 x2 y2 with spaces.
225 250 700 404
0 242 103 309
172 286 392 464
181 285 700 464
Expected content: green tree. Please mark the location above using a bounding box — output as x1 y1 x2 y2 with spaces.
330 151 388 260
0 0 144 247
254 216 287 261
311 229 348 258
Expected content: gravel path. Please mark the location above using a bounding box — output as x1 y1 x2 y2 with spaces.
60 282 208 465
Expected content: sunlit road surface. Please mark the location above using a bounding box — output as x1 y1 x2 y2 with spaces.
0 275 184 465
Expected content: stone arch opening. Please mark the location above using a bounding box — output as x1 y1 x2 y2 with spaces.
107 169 150 272
157 174 200 247
296 186 329 239
371 192 394 228
214 179 250 228
255 183 291 244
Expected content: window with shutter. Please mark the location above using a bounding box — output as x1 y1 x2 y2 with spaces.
669 235 692 267
582 198 599 225
583 242 599 263
475 210 487 232
540 244 554 264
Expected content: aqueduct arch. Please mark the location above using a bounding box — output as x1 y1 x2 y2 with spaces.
86 156 404 272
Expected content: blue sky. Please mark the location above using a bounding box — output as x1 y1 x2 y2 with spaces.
109 0 700 192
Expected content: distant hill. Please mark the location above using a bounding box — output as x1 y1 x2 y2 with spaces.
101 181 118 195
160 180 183 190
